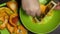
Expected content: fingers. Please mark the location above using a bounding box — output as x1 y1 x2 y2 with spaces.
36 9 41 16
25 7 41 17
22 0 29 10
54 2 60 10
25 8 36 17
22 0 41 17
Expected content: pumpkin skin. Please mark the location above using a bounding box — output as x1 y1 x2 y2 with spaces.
20 8 60 33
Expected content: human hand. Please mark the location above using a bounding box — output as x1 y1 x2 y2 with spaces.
22 0 41 17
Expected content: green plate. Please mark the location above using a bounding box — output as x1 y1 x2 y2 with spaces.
0 28 9 34
36 33 48 34
20 8 60 33
39 0 51 5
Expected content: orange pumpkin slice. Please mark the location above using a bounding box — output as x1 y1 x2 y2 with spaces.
9 13 18 26
6 23 14 33
7 1 18 13
40 4 47 14
0 7 9 29
7 24 27 34
13 25 27 34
